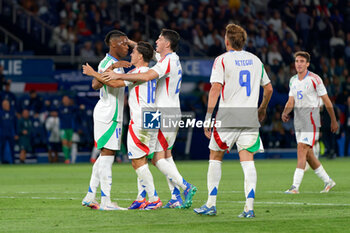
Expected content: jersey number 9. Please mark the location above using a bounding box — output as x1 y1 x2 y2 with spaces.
239 70 251 96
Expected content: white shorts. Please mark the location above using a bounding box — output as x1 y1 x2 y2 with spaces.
94 119 122 150
295 128 319 147
127 124 157 159
155 129 178 152
209 127 264 153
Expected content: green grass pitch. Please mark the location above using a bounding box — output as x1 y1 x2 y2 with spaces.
1 158 349 233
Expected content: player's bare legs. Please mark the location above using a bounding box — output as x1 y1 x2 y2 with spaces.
297 143 309 169
306 147 321 169
152 149 197 208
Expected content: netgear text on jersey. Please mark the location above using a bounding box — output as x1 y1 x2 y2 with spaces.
235 59 253 66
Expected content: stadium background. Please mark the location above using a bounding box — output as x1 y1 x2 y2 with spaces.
0 0 350 164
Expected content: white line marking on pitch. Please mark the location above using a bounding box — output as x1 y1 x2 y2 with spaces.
0 196 349 207
1 190 350 195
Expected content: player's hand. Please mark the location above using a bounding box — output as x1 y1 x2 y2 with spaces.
281 112 290 122
82 63 94 76
330 120 339 133
258 108 267 122
107 61 132 70
127 38 137 47
101 70 118 81
204 127 211 139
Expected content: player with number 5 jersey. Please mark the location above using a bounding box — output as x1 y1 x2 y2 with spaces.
282 51 338 195
101 29 197 209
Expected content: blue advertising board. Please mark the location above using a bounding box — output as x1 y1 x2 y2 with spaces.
0 59 54 82
54 70 94 92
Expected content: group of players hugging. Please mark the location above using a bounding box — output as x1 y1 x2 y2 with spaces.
81 24 338 218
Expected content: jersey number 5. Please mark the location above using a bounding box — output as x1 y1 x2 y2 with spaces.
239 70 251 96
297 90 303 99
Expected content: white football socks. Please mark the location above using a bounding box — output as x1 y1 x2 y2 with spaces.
99 155 114 205
86 155 101 200
206 160 222 208
136 164 158 202
165 157 182 199
136 176 146 201
314 165 331 183
292 168 305 190
155 159 187 190
241 161 257 212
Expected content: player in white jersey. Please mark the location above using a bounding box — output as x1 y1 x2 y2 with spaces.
194 24 273 218
101 29 197 209
305 98 324 171
83 41 162 210
282 51 338 194
81 30 131 211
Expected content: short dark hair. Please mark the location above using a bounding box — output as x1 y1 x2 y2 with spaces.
294 51 310 62
225 24 247 50
104 30 126 46
136 41 154 63
161 29 180 52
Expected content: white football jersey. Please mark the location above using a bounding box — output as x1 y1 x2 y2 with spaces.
288 71 327 129
151 52 182 109
93 53 125 123
210 50 270 127
124 66 157 127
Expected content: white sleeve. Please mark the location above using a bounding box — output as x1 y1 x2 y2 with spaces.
315 77 327 96
288 78 294 97
209 56 224 84
113 67 124 74
123 80 134 87
150 57 169 79
155 53 161 61
260 64 270 86
45 118 52 131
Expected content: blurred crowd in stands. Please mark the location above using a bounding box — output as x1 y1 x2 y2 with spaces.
0 70 95 163
1 0 349 162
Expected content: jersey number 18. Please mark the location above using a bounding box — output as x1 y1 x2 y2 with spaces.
147 79 157 103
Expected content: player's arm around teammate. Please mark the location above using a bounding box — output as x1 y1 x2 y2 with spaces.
83 62 129 88
82 30 130 211
101 29 198 209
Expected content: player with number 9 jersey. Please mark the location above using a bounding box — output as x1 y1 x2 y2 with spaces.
210 50 270 129
194 24 273 218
